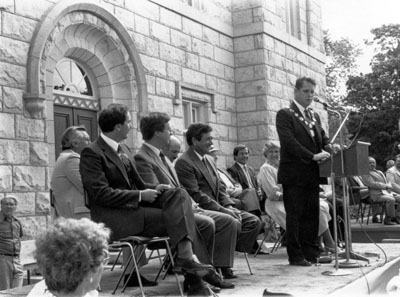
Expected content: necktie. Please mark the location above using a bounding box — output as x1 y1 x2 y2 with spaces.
304 108 312 120
243 165 255 188
117 144 131 171
160 152 173 176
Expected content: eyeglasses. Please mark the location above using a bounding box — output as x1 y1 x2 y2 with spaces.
102 249 110 265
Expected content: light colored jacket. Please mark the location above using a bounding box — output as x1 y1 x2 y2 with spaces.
51 150 90 219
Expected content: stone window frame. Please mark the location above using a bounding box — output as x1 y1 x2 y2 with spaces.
174 81 216 128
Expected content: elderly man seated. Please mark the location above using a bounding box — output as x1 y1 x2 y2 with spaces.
361 157 400 225
257 141 336 254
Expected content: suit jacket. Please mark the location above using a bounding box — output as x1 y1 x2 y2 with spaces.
276 102 329 186
175 147 235 211
79 136 155 240
361 169 392 200
227 162 259 190
386 167 400 195
134 144 180 187
51 150 90 219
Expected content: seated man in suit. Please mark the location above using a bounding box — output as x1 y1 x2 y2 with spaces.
227 144 263 216
209 146 261 214
134 112 236 292
175 123 262 278
51 126 91 219
361 157 399 225
79 104 213 292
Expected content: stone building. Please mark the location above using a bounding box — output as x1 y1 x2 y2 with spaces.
0 0 326 236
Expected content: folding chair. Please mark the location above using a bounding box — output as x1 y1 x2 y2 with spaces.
108 236 183 297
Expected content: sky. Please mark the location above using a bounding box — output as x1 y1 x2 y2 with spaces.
321 0 400 74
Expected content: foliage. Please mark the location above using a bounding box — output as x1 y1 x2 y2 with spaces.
344 24 400 167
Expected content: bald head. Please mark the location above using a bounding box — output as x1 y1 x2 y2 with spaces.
163 135 181 162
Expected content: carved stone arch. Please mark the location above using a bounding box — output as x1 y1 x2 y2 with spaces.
24 0 147 118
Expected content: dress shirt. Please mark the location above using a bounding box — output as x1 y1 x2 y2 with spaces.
293 99 308 119
0 212 23 256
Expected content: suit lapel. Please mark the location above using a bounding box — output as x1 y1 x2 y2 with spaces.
235 163 249 188
142 145 179 187
291 103 316 142
98 137 131 187
188 148 217 195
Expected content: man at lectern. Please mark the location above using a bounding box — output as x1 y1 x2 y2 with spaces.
276 77 336 267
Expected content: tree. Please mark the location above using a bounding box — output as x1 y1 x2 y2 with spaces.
345 24 400 168
323 31 361 142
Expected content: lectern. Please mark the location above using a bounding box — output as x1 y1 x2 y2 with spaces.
319 141 370 178
319 140 371 269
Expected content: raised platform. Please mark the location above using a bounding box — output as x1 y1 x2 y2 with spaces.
351 219 400 243
2 243 400 297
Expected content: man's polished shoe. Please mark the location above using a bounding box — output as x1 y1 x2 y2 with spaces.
220 267 238 279
263 288 293 296
289 259 312 266
203 270 235 289
124 272 158 287
174 258 213 277
393 216 400 224
384 217 397 225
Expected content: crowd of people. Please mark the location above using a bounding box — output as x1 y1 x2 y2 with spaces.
2 76 398 296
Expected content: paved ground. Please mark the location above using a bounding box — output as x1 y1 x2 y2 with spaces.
2 242 400 297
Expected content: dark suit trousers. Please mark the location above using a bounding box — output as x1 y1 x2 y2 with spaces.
197 209 238 268
235 211 262 253
283 184 320 263
140 188 197 248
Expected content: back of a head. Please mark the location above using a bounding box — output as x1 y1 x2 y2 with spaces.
140 112 170 141
35 218 110 294
61 126 87 150
98 104 128 133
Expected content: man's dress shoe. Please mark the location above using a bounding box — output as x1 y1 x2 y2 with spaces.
220 267 238 279
174 258 213 277
187 280 215 296
124 273 158 287
289 259 312 266
384 217 397 225
203 270 235 289
263 288 293 296
372 216 381 223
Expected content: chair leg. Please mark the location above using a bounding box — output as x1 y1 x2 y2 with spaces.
243 252 253 275
253 233 268 257
366 205 372 225
162 239 184 297
110 248 123 272
121 245 147 294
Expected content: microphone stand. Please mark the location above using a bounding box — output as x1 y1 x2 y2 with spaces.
322 106 368 276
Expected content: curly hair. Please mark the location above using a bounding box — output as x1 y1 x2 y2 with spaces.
34 218 110 294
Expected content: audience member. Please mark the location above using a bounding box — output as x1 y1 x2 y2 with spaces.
227 145 264 214
386 159 395 172
51 126 91 219
257 142 336 254
27 218 110 297
385 154 400 217
134 112 235 294
361 157 399 225
209 146 261 214
0 196 23 291
79 104 212 289
164 135 182 163
175 123 262 278
276 77 334 266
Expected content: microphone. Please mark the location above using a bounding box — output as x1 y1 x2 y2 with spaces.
314 97 332 109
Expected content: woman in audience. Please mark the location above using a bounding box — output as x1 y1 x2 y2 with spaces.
27 218 110 297
258 141 336 254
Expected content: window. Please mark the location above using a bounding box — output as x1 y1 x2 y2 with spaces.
182 100 202 129
53 59 93 96
285 0 301 39
180 0 204 10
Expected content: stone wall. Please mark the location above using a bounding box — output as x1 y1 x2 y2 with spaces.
0 0 326 236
